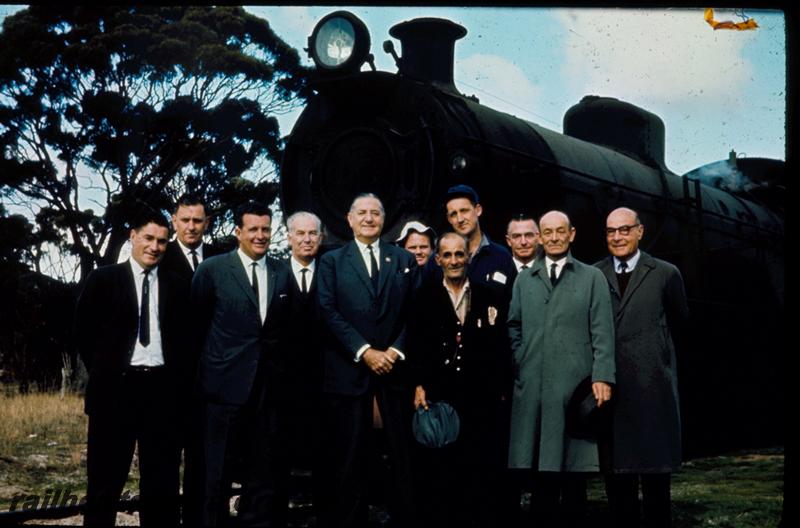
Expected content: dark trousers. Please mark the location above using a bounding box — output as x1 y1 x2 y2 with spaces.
528 472 588 528
202 385 287 528
84 369 181 527
321 386 416 528
604 473 671 528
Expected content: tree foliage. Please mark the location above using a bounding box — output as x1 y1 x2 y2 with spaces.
0 6 309 282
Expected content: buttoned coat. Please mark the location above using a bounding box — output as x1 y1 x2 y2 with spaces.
317 240 419 396
507 253 615 471
595 251 689 473
191 250 294 405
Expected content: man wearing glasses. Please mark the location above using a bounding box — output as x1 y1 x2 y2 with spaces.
595 207 689 528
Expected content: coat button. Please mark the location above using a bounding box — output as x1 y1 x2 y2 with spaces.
444 359 450 365
456 356 461 361
456 367 461 372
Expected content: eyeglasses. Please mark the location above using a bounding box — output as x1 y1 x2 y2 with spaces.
605 224 641 237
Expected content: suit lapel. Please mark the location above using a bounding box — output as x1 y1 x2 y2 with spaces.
532 257 553 294
266 258 277 311
598 257 622 300
227 251 260 311
376 241 397 298
619 252 654 311
345 241 374 295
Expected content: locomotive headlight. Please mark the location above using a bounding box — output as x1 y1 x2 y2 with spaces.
309 11 371 73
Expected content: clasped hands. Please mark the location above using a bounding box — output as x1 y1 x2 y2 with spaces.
363 347 399 376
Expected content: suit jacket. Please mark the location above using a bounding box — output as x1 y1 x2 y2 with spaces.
595 251 689 473
507 253 615 471
411 279 509 414
191 250 294 405
317 240 419 396
75 261 190 415
283 257 324 400
160 240 223 280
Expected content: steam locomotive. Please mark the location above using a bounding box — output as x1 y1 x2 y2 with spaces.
280 11 784 456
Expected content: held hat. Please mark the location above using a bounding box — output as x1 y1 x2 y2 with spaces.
565 376 613 440
412 401 460 448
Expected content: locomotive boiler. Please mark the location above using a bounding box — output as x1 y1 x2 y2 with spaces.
280 11 784 456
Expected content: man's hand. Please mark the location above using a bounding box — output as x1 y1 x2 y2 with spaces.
592 381 612 407
363 348 395 375
414 385 429 410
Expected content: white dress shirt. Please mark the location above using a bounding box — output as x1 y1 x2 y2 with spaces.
129 258 164 366
290 256 315 292
354 238 381 275
237 249 268 323
544 255 568 280
177 239 205 271
614 250 641 273
513 257 535 274
444 278 471 325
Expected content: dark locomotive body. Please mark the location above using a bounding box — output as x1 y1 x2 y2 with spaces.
280 16 784 456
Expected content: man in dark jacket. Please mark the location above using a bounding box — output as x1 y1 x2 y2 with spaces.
595 207 689 528
75 210 189 527
424 185 515 299
412 232 509 528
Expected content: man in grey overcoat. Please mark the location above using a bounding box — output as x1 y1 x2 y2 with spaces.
595 207 689 528
508 210 615 527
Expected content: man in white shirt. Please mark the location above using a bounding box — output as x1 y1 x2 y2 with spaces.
505 214 540 279
75 211 189 527
192 201 294 527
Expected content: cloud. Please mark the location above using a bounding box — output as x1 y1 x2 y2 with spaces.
555 9 758 107
455 54 542 121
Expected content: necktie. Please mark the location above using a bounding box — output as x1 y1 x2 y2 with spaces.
251 262 259 304
300 268 309 294
367 244 380 290
619 261 628 274
190 249 199 271
550 262 558 285
139 269 151 347
521 264 529 271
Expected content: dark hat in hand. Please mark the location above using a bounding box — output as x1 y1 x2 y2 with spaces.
565 376 612 440
412 401 460 448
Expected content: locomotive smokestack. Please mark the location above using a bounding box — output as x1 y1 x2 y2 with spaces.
389 18 466 92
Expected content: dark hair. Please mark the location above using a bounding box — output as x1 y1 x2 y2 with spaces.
174 193 206 213
443 184 480 207
234 201 273 227
131 209 170 231
507 214 539 233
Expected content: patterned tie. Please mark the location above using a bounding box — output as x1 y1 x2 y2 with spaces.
300 268 309 294
190 249 199 272
139 269 151 347
367 244 380 291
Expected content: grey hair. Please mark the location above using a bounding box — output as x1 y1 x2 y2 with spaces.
349 193 385 215
286 211 323 233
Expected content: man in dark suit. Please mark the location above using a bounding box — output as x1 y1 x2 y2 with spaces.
596 207 689 528
192 201 294 527
411 232 509 528
159 193 222 526
317 193 419 528
505 214 540 282
161 193 223 279
75 210 189 527
281 211 325 517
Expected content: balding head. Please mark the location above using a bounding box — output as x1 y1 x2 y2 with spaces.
606 207 643 261
539 210 575 259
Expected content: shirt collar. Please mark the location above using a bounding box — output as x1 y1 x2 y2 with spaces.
129 257 157 277
545 255 568 269
513 257 535 272
614 250 641 273
177 239 203 257
354 238 380 255
291 256 316 274
237 248 266 268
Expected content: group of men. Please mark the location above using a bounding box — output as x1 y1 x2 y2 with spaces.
75 184 688 528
